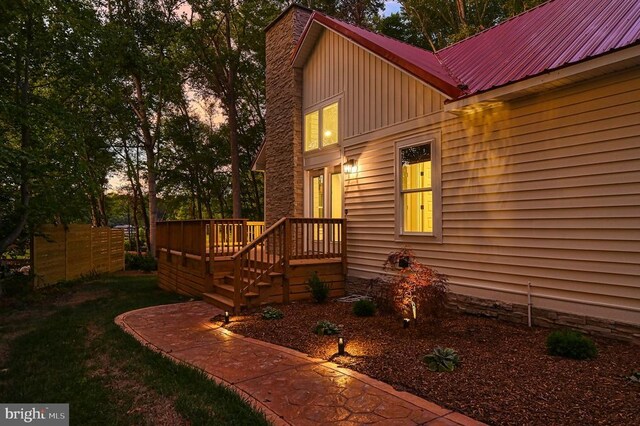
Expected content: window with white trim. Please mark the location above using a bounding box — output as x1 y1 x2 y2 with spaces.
400 142 433 234
304 102 339 151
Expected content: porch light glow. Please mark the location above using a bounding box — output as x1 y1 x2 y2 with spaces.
324 130 332 138
338 337 345 355
343 159 357 175
224 311 230 324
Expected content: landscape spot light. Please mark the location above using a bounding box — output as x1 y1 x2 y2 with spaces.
224 311 230 324
338 337 345 355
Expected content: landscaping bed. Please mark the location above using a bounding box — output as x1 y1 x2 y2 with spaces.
225 300 639 426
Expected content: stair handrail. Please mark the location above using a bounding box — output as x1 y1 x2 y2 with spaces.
230 217 287 262
231 217 288 305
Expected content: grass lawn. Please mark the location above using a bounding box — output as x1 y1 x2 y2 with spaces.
0 273 270 425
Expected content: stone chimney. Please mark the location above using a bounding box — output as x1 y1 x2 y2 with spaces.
263 4 313 226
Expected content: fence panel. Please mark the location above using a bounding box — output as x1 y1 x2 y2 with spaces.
33 224 125 287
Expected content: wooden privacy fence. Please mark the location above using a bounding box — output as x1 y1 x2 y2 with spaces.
33 224 125 287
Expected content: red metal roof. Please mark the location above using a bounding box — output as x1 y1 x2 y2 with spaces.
438 0 640 96
292 0 640 99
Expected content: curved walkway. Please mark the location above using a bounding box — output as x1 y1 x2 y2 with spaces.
116 302 485 426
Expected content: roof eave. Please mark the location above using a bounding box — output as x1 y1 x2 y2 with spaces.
445 43 640 112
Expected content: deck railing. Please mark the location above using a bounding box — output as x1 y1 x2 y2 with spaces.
156 219 265 260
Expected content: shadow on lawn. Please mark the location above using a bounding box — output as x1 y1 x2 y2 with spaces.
0 274 270 426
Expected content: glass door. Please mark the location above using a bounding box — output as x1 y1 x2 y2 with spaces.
309 168 343 253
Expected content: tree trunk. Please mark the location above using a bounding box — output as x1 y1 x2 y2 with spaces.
146 148 157 255
250 171 263 219
225 10 241 219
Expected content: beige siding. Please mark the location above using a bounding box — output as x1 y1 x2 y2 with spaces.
303 29 444 138
344 67 640 324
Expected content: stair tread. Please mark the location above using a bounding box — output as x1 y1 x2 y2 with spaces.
216 283 234 292
244 292 259 297
203 292 233 305
224 275 271 286
203 292 245 308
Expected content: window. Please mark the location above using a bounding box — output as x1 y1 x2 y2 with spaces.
304 102 339 151
400 143 433 234
304 111 319 151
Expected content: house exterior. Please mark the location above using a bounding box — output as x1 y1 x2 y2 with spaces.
255 0 640 341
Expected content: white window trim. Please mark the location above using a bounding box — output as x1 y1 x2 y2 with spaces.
394 132 442 242
303 95 342 153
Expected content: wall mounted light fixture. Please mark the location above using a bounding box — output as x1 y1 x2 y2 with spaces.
343 159 357 175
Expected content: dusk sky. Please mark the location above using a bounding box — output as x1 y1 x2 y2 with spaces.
383 1 402 15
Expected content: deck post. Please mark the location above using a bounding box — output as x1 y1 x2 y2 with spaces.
209 220 215 275
233 255 242 314
283 218 291 304
201 221 207 278
341 218 348 275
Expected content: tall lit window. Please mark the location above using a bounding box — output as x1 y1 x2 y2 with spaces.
304 102 338 151
400 143 433 233
304 111 319 151
322 103 338 146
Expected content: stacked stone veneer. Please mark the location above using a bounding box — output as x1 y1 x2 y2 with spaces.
264 6 312 226
346 277 640 344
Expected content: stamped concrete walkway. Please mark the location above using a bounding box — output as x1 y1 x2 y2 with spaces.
116 302 484 426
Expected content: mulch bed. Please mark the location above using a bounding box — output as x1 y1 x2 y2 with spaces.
225 301 639 426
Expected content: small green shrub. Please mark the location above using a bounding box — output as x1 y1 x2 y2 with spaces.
125 253 157 272
0 273 32 298
314 320 340 336
628 371 640 384
307 271 330 303
546 329 597 359
261 306 284 320
423 347 460 372
353 299 377 317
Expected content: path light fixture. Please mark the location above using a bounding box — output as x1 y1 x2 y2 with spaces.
224 311 230 324
343 159 357 175
403 318 410 329
338 337 345 355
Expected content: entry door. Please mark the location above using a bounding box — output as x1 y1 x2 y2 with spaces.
310 169 342 220
310 168 342 243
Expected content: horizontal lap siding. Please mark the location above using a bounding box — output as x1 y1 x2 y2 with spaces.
344 67 640 323
303 30 444 137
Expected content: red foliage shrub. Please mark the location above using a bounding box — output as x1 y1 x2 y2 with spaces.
376 248 449 326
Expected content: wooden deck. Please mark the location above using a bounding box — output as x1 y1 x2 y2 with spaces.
156 218 347 312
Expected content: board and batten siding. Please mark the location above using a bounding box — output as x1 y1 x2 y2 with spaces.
343 67 640 324
302 28 445 138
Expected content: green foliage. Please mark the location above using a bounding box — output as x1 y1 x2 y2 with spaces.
314 320 341 336
261 306 284 320
627 372 640 384
307 271 330 303
0 273 33 298
423 347 461 372
125 253 157 272
400 0 547 50
353 299 377 317
546 329 598 360
307 0 385 28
